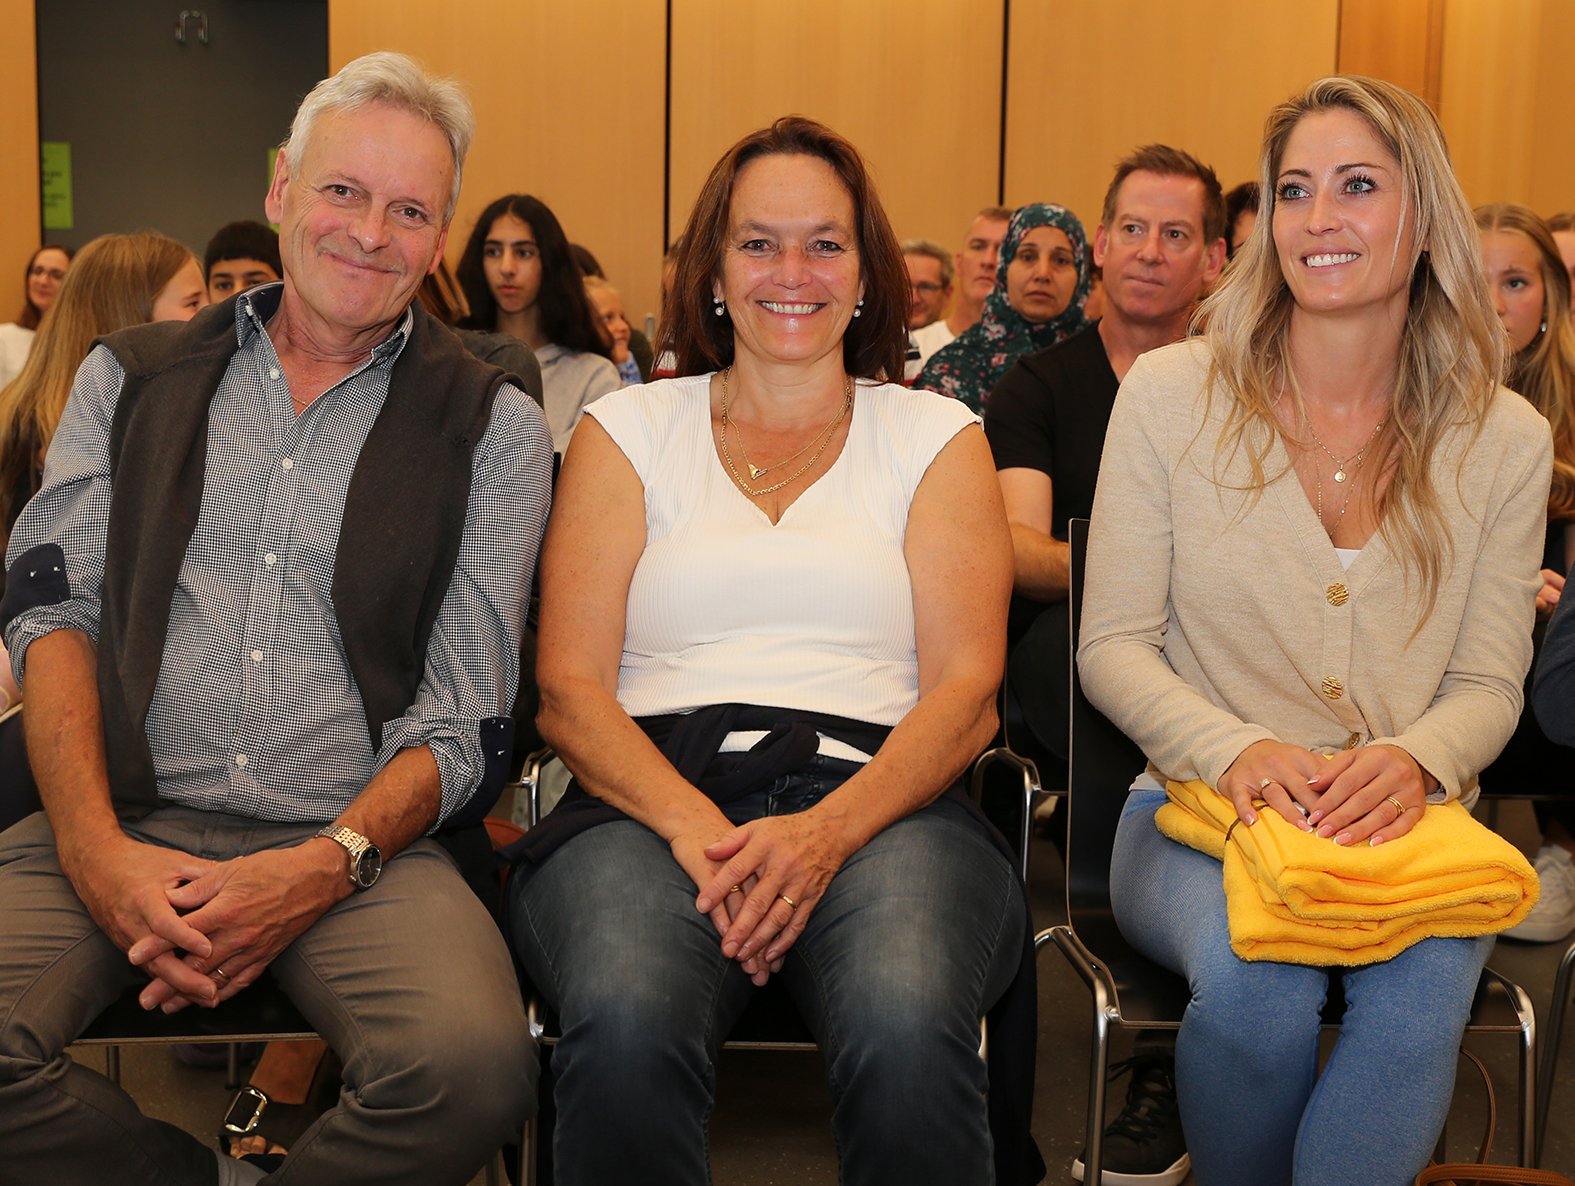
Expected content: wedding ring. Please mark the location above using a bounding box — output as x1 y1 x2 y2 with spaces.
729 885 743 895
778 894 798 910
212 967 229 982
1385 795 1405 821
1259 778 1274 790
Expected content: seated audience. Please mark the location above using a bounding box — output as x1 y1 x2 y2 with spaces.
0 245 72 389
418 259 544 408
457 194 619 453
1081 263 1105 322
1079 76 1550 1186
585 274 644 386
571 243 654 382
506 115 1038 1186
1474 202 1575 940
1223 180 1259 258
902 237 953 329
911 205 1011 366
0 231 205 567
916 203 1090 410
203 219 282 304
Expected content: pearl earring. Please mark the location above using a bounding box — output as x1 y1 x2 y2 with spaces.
852 298 864 319
713 297 726 317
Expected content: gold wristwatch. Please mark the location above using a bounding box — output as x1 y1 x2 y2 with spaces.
315 824 383 890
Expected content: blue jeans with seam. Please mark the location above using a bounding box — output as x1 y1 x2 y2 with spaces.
1110 788 1493 1186
507 755 1025 1186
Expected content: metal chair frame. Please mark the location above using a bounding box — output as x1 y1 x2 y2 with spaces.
1538 939 1575 1163
1048 518 1539 1180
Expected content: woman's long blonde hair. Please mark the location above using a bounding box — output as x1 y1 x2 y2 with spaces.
0 232 196 542
1198 75 1506 618
1475 202 1575 522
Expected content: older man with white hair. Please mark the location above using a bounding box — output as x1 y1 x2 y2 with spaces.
0 52 549 1185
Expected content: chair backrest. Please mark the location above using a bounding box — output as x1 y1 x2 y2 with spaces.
1065 518 1149 924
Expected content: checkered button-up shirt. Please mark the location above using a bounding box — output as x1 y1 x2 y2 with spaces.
5 287 553 825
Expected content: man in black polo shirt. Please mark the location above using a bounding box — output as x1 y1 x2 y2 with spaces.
984 143 1226 1186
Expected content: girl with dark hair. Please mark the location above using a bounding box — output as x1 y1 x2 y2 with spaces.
0 244 74 389
506 116 1035 1186
456 194 617 452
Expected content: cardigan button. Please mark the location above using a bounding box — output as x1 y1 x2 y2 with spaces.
1326 582 1349 606
1322 676 1344 700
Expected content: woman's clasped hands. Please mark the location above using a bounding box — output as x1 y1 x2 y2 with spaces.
1222 738 1430 847
673 807 852 987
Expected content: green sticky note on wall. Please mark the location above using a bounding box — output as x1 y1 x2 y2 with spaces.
41 142 73 231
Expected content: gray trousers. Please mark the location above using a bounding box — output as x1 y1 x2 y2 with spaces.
0 807 535 1186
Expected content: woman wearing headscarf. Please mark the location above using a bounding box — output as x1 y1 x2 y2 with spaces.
915 203 1089 411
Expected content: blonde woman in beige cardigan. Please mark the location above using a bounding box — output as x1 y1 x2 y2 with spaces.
1078 77 1552 1186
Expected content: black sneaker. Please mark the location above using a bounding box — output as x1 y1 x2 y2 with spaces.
1070 1050 1190 1185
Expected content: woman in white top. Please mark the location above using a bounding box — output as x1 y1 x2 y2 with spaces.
455 193 618 454
1078 77 1551 1186
0 245 72 389
505 117 1031 1186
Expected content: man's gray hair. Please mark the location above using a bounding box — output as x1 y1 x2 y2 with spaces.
281 51 474 224
900 238 954 287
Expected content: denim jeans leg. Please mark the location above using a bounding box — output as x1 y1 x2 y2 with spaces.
508 820 755 1186
1111 790 1326 1186
780 806 1024 1186
1294 933 1493 1186
1111 789 1495 1186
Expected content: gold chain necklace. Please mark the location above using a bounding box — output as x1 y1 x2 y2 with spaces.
1304 415 1385 484
1312 429 1382 530
719 367 853 497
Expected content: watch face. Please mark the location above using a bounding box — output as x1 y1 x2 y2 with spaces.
354 845 383 889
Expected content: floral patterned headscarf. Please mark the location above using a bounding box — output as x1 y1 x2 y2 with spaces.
915 203 1090 412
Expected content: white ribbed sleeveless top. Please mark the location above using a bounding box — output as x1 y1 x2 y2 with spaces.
587 374 979 726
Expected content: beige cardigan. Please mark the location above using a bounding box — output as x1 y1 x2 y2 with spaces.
1077 338 1553 804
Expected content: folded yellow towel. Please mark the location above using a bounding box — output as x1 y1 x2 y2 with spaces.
1156 779 1539 966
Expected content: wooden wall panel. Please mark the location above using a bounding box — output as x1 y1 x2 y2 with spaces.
667 0 1005 259
1337 0 1444 106
1003 0 1339 236
0 0 40 308
330 0 667 328
1439 0 1575 216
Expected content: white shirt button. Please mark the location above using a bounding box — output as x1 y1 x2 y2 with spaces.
269 367 280 380
281 458 294 471
264 553 277 566
250 649 263 663
235 753 248 768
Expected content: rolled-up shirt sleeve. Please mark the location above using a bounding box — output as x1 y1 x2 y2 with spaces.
3 345 126 682
374 381 553 824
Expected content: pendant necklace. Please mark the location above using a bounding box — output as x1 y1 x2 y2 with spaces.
1311 420 1383 531
1304 415 1386 485
719 367 853 497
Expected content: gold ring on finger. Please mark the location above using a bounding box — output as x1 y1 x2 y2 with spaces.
1259 777 1274 790
778 893 798 910
1385 794 1405 821
212 967 228 982
729 885 743 895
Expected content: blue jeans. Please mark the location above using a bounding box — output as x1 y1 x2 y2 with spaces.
507 756 1024 1186
1111 789 1492 1186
